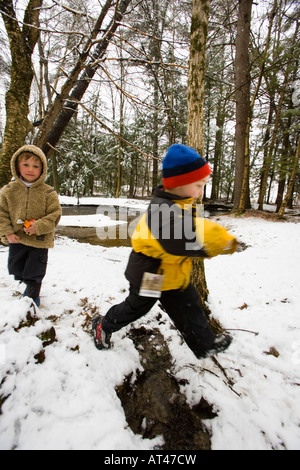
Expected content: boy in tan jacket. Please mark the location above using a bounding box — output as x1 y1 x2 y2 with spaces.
0 145 62 306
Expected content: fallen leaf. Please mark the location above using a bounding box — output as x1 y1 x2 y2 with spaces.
238 303 248 310
263 347 280 358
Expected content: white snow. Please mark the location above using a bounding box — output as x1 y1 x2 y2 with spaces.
59 195 149 210
0 201 300 450
59 213 128 228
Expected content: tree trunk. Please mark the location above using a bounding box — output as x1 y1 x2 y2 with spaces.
187 0 210 311
0 0 43 187
258 102 273 204
211 102 225 201
187 0 210 155
257 72 288 210
232 0 252 212
277 137 300 218
116 38 125 199
237 0 277 213
210 39 227 201
152 82 159 193
51 153 59 193
275 114 292 212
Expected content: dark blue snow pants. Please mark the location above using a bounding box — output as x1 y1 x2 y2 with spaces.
102 283 217 359
8 244 48 288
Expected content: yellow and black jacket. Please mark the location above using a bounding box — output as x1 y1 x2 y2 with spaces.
125 186 237 292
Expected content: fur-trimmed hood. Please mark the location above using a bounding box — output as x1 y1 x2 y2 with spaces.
11 145 48 186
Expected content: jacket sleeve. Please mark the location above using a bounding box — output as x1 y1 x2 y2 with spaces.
196 218 238 257
0 189 14 237
34 190 62 236
147 202 237 258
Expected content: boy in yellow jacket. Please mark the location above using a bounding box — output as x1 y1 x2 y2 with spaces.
93 144 237 359
0 145 62 307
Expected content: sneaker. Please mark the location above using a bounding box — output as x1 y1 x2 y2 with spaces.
92 316 112 350
204 334 232 358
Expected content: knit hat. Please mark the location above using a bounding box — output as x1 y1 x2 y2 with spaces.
162 144 211 189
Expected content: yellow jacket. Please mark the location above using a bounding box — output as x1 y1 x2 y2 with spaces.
125 186 237 291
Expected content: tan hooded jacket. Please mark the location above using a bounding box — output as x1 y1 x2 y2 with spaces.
0 145 62 248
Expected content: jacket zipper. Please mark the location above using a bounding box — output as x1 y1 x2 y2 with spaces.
25 187 30 220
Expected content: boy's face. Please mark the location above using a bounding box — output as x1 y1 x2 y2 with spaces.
168 177 210 200
18 154 42 183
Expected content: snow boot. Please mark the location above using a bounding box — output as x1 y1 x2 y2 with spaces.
203 333 232 358
92 316 112 350
23 284 41 308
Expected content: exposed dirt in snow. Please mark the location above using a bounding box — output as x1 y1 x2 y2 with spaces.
116 326 216 450
76 301 215 450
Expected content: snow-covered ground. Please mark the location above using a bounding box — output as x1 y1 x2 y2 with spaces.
0 200 299 450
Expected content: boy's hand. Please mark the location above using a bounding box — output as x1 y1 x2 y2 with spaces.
6 234 20 244
24 221 37 236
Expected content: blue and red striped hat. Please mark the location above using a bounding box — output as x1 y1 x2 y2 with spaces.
162 144 211 189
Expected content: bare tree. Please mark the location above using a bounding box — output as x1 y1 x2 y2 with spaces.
34 0 132 156
0 0 133 186
0 0 43 187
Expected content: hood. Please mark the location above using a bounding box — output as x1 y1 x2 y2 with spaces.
11 145 48 185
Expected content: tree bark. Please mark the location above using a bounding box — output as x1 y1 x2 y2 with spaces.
187 0 210 311
232 0 252 212
0 0 43 187
187 0 210 155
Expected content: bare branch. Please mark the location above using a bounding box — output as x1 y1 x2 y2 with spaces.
51 0 93 18
70 98 161 162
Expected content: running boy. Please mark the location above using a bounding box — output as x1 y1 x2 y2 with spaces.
93 144 237 359
0 145 62 306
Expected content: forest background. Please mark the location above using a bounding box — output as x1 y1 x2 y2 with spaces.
0 0 299 215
